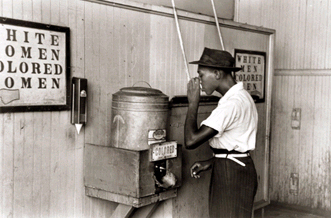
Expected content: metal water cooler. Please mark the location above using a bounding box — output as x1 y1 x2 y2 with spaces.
84 86 182 208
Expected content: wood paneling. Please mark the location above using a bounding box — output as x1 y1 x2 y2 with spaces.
236 0 331 70
0 0 103 217
270 75 331 210
0 0 273 217
236 0 331 211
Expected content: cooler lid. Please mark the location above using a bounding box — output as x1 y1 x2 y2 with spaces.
120 87 163 95
112 86 169 103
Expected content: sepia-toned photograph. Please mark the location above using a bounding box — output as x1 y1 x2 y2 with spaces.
0 0 329 218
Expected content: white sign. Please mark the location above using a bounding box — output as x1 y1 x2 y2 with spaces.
235 49 266 103
150 141 177 162
0 17 70 112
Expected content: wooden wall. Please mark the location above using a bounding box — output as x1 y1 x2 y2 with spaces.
0 1 117 217
236 0 331 211
0 0 273 217
0 0 225 217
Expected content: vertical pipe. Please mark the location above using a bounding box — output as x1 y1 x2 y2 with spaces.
171 0 191 81
210 0 225 50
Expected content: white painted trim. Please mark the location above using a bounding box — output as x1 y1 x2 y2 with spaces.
263 33 275 203
275 69 331 76
234 0 240 22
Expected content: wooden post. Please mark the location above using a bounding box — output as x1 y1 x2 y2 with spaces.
111 204 134 218
131 202 160 218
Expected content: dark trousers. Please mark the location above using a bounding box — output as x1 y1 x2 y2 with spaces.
209 155 258 218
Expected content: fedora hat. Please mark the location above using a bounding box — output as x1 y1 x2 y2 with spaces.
189 47 242 72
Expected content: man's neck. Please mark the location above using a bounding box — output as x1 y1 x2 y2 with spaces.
217 76 237 95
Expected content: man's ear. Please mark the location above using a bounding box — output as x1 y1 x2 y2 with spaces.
214 70 222 80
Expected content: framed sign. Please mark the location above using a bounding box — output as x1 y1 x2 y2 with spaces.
0 17 70 112
234 49 266 103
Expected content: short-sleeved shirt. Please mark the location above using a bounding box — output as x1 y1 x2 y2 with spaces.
200 82 258 152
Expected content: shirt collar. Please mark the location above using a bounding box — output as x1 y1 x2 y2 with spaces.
220 82 244 101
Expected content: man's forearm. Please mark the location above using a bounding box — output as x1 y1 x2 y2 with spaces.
184 103 199 149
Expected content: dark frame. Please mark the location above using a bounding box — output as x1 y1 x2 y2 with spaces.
0 17 70 113
234 49 266 103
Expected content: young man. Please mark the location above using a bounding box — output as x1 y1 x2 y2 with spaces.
184 47 258 218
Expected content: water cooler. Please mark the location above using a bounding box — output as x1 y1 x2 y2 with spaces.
84 86 182 210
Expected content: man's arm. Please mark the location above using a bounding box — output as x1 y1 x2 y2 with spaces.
184 77 218 149
184 103 218 149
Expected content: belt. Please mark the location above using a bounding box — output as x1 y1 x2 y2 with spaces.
213 153 250 167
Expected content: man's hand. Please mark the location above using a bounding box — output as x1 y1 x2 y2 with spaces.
190 159 213 179
187 77 200 105
190 162 203 179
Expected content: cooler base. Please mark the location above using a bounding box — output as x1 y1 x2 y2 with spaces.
85 186 177 208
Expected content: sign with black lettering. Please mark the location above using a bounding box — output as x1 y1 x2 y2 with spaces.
150 141 177 162
234 49 266 103
0 17 70 112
